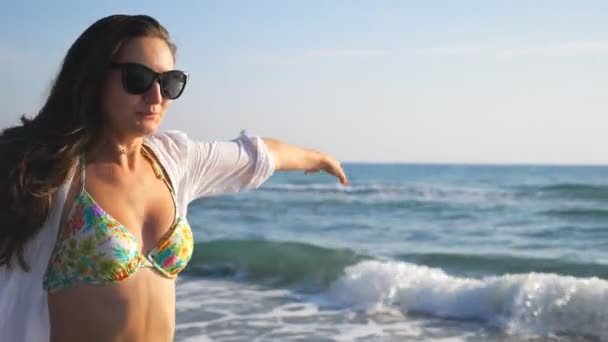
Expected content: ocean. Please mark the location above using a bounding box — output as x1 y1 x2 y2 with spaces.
173 163 608 341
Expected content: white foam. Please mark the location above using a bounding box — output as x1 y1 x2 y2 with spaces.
262 183 385 193
260 182 517 208
327 260 608 339
179 336 213 342
174 277 430 341
174 263 608 341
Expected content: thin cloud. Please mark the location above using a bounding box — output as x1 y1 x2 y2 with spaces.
233 40 608 65
416 41 608 59
230 54 302 66
496 41 608 58
416 44 487 56
304 48 390 58
232 48 391 65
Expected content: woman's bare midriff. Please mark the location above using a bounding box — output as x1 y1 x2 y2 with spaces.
47 268 176 342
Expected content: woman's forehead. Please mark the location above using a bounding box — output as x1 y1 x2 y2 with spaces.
115 37 175 72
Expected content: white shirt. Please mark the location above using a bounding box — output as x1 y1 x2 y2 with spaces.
0 130 275 342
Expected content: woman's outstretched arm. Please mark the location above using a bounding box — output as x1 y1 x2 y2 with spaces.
262 137 349 186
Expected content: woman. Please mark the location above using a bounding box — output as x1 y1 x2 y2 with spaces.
0 14 348 342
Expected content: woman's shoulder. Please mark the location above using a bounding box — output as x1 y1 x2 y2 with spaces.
144 129 203 165
144 129 190 153
143 128 271 168
142 130 193 183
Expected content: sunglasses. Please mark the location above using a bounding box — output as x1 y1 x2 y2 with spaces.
110 62 189 100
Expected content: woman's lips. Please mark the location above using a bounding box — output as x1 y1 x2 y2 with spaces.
137 111 158 117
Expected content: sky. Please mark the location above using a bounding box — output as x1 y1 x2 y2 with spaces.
1 1 608 165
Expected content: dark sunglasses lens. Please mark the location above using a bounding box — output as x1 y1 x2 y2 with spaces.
123 64 155 94
160 71 187 99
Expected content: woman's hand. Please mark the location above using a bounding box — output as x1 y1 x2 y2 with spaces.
263 137 349 186
304 153 349 186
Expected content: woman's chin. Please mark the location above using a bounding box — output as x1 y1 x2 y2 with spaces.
134 118 162 135
140 126 160 136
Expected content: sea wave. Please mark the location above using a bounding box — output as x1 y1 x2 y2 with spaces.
184 239 608 339
520 183 608 201
327 260 608 340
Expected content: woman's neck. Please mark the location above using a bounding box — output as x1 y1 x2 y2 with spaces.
87 134 146 167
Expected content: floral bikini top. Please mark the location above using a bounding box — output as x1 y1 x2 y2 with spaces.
43 147 194 293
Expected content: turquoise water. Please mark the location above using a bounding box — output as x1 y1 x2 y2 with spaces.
175 164 608 341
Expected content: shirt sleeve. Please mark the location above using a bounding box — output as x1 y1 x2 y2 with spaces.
150 130 275 203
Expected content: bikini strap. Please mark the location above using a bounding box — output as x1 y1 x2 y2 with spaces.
141 146 177 198
141 146 180 220
162 176 177 198
79 154 87 191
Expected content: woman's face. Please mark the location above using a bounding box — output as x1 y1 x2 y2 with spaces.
101 36 176 139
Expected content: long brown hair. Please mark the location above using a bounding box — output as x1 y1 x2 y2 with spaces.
0 14 177 270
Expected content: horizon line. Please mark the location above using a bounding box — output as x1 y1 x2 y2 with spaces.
341 160 608 167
